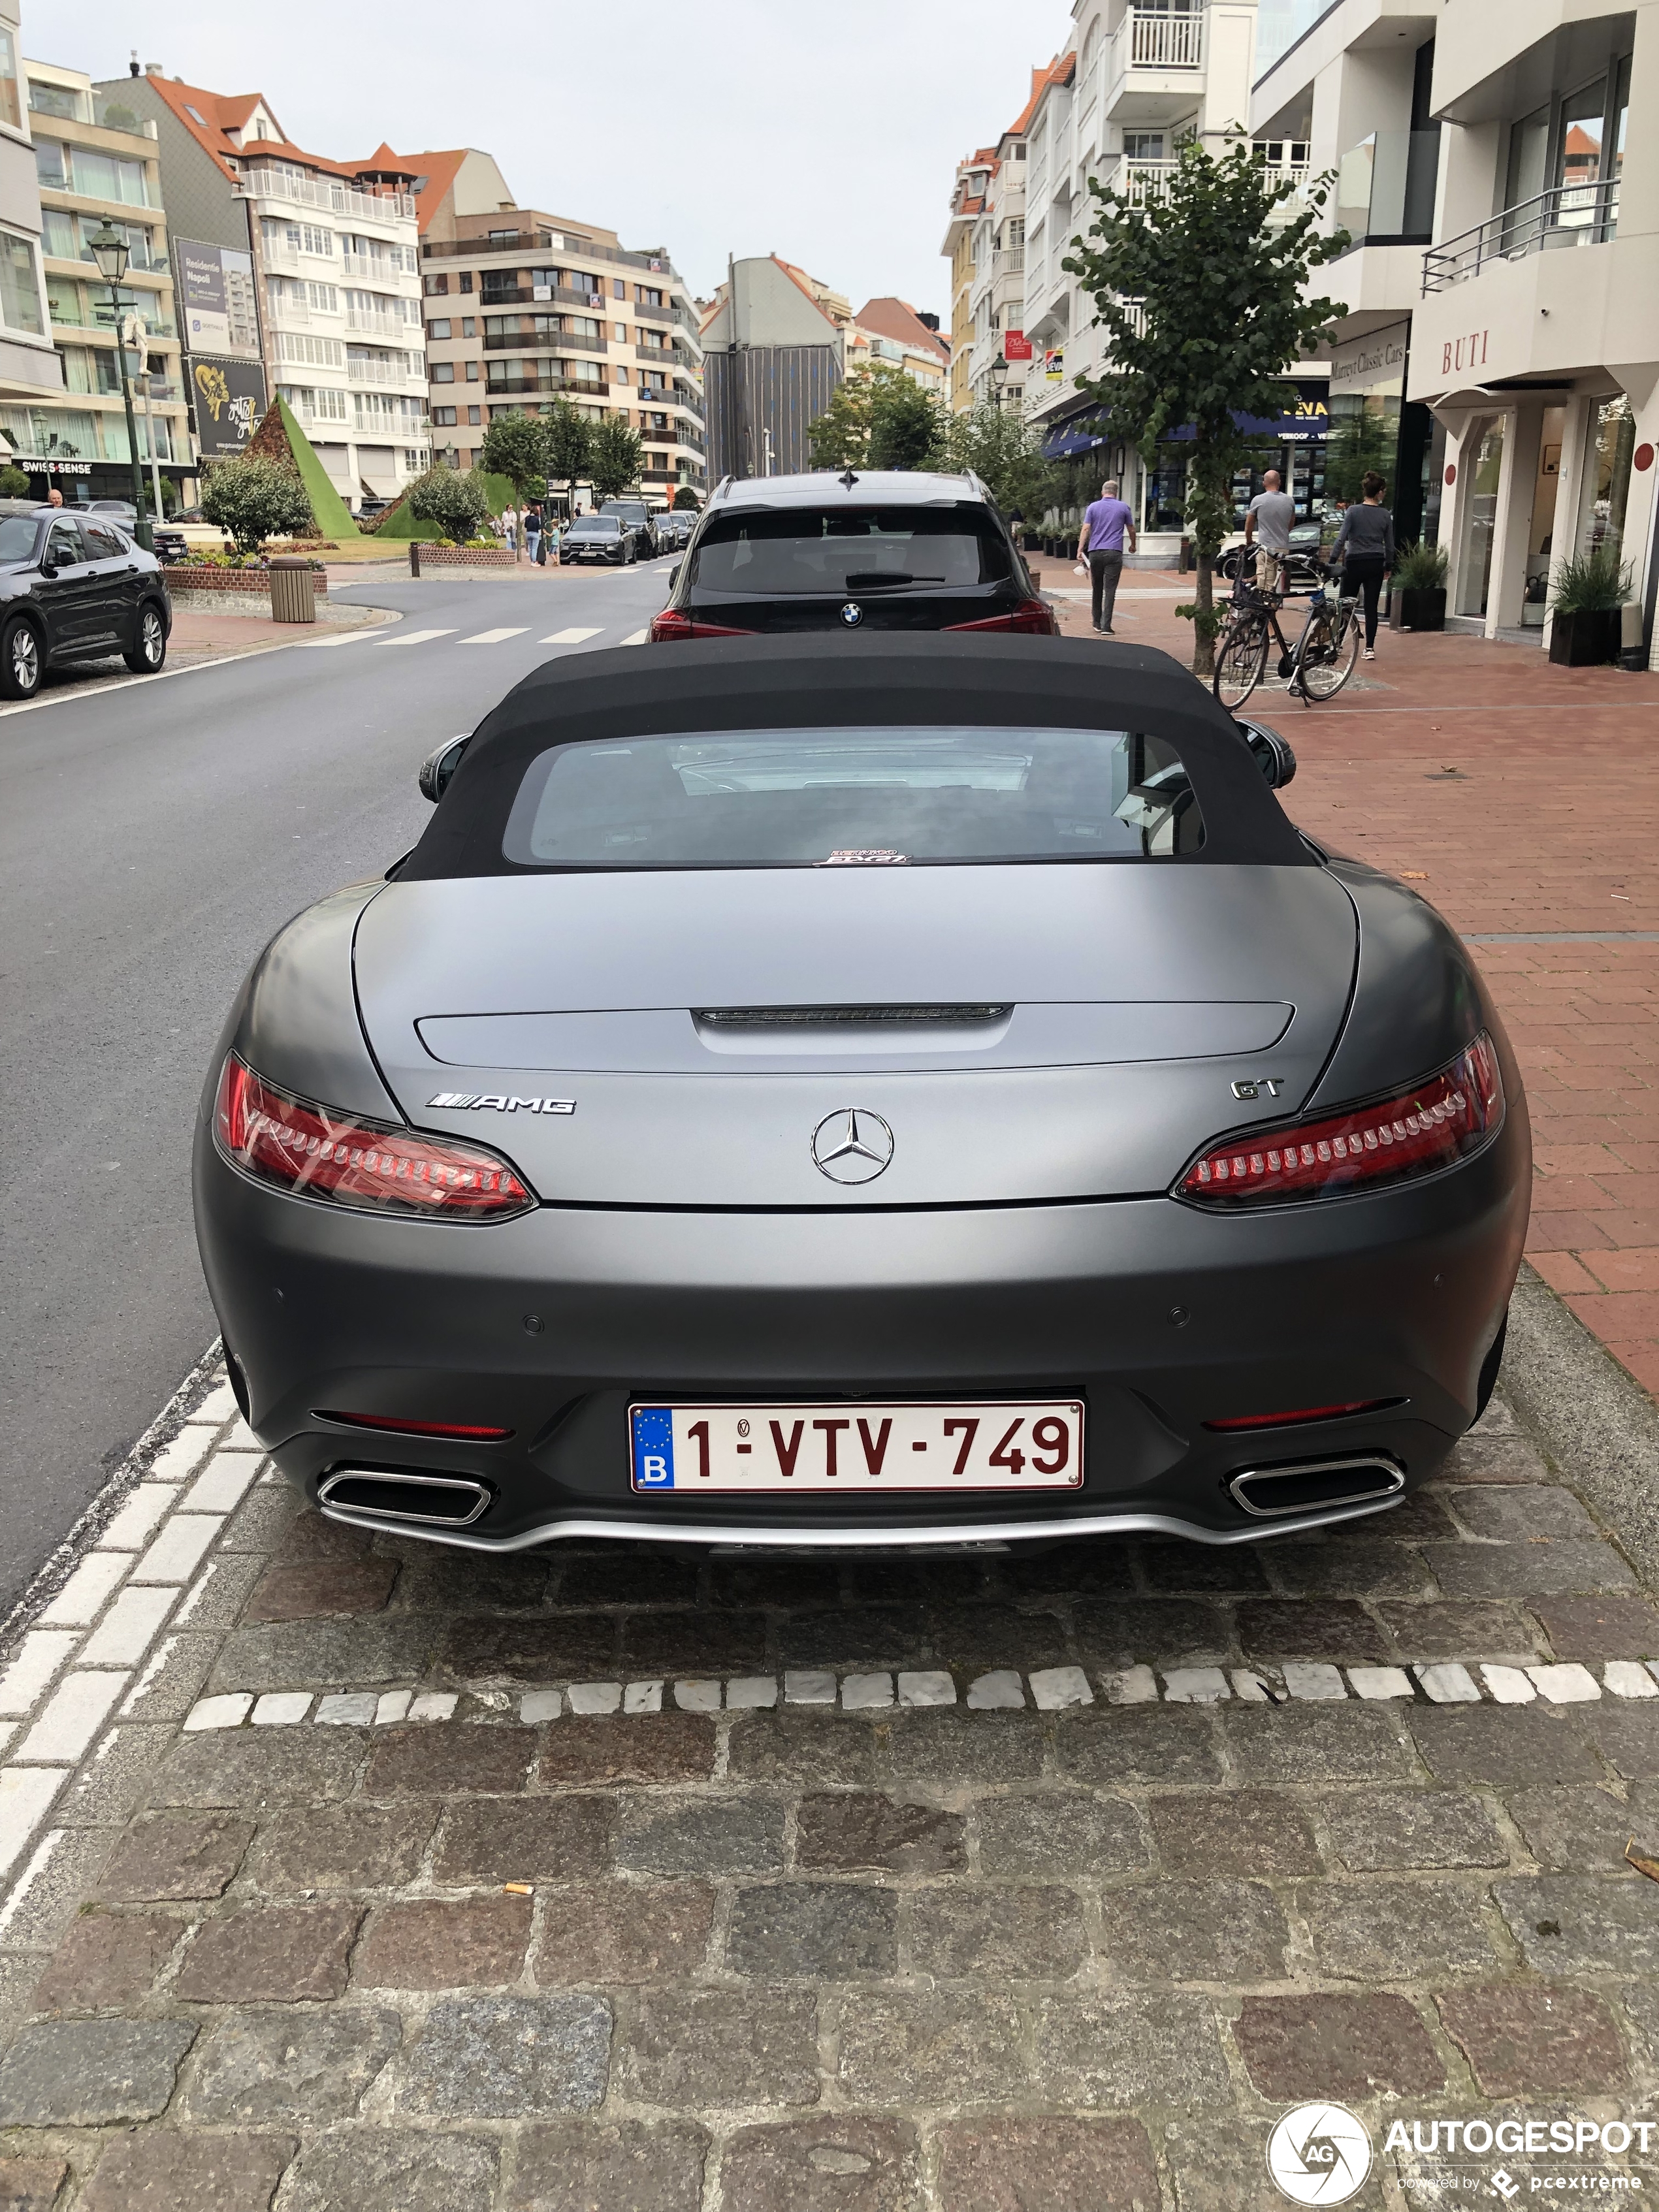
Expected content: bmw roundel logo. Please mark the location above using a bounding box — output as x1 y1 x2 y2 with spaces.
840 601 863 627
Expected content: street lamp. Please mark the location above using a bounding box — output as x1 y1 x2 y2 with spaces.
990 355 1009 409
86 220 153 551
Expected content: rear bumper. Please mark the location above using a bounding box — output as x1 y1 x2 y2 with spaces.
195 1100 1528 1550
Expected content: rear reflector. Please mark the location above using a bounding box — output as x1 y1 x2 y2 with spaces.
1176 1034 1504 1209
648 609 754 641
1205 1400 1396 1432
214 1055 534 1220
317 1411 514 1440
944 600 1059 635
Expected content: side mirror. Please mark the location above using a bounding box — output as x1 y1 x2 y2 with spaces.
419 733 470 803
668 562 681 586
1236 717 1297 790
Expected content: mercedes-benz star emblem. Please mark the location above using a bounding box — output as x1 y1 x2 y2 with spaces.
840 601 863 626
811 1108 894 1184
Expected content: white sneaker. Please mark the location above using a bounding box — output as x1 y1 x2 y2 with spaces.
1363 647 1376 659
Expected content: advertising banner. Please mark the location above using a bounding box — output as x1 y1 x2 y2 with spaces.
1044 347 1064 384
191 357 266 457
1003 330 1033 362
175 239 259 361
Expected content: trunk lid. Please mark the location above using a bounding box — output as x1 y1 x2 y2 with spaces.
353 865 1357 1207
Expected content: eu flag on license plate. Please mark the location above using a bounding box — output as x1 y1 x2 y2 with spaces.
631 1406 675 1488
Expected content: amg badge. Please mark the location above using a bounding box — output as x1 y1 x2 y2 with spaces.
428 1093 575 1114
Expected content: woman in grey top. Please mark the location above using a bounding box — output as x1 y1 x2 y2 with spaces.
1330 471 1395 659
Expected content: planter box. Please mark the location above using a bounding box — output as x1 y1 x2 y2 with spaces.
1397 586 1445 632
416 543 515 569
1549 606 1621 667
160 564 328 598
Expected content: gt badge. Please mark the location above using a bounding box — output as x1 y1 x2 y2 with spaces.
1231 1078 1285 1101
428 1094 575 1114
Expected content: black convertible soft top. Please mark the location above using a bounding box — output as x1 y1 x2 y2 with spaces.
402 633 1313 879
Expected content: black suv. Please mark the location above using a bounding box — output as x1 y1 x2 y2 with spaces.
0 506 171 697
648 469 1056 640
598 498 656 558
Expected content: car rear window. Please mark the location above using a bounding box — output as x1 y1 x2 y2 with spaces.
500 726 1203 870
688 505 1014 596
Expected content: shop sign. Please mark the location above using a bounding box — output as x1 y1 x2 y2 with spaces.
1004 330 1033 362
190 356 267 457
1442 329 1489 376
11 456 91 474
1044 347 1065 383
1330 320 1408 396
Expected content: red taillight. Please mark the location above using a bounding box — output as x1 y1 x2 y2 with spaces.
214 1055 534 1220
317 1410 514 1439
944 600 1059 635
648 609 754 641
1204 1400 1395 1432
1176 1034 1504 1210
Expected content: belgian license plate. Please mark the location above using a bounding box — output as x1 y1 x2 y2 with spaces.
628 1400 1084 1493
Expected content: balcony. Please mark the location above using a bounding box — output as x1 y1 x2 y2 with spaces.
342 254 408 283
346 307 405 339
1104 5 1203 124
1336 131 1439 251
1106 157 1178 207
483 330 607 356
1422 178 1619 292
240 167 417 224
421 234 679 278
347 356 421 388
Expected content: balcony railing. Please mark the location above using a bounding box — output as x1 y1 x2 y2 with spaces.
342 253 408 282
346 307 404 338
421 234 680 279
347 355 421 387
1113 6 1203 72
1423 177 1619 291
993 247 1025 278
241 167 417 223
483 329 607 356
1110 157 1178 206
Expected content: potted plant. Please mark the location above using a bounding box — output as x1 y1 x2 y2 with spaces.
1393 539 1448 632
1549 547 1633 665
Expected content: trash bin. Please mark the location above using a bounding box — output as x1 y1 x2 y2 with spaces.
267 556 316 624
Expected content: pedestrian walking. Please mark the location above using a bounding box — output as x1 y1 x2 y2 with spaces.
1242 469 1295 594
1073 477 1136 634
502 505 519 556
1330 471 1395 660
524 506 542 566
532 505 549 566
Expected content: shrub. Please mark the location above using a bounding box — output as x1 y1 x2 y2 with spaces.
0 465 31 498
1393 539 1449 590
199 455 316 556
1551 545 1632 614
408 463 491 545
672 485 701 511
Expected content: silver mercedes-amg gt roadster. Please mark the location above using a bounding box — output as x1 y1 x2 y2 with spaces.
193 635 1529 1552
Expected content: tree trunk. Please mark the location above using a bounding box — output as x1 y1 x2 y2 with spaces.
1191 556 1215 679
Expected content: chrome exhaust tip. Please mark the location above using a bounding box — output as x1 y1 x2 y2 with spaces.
1228 1455 1405 1519
318 1469 492 1529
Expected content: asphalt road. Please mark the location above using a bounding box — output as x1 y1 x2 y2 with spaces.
0 556 674 1618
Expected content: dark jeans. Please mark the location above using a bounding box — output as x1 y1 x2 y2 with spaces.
1344 557 1387 647
1089 547 1124 630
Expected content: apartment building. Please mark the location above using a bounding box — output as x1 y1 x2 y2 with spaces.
96 69 430 510
0 5 65 443
700 256 843 479
1254 0 1658 662
942 151 993 413
965 69 1059 417
417 206 705 504
849 296 950 398
3 58 190 506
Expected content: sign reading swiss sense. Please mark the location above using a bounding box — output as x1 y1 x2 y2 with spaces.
191 357 267 457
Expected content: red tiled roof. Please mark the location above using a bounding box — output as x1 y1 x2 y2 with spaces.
856 297 949 364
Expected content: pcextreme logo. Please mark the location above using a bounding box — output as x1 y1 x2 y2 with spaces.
1268 2103 1373 2204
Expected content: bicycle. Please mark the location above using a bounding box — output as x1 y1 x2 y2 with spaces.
1212 559 1361 710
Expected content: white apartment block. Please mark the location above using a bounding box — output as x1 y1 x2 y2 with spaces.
966 100 1031 414
1255 0 1658 661
251 162 428 500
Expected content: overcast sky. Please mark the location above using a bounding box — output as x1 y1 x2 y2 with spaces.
29 1 1075 313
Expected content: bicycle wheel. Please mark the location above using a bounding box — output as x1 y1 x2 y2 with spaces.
1296 604 1361 701
1214 618 1269 710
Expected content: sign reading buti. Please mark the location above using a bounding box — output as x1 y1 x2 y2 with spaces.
1330 321 1409 398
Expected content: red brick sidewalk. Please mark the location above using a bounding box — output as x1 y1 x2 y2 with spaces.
1031 552 1659 1400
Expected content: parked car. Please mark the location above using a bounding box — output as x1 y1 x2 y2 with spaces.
658 511 694 551
194 633 1526 1555
649 470 1057 640
598 498 656 558
559 516 634 566
0 507 170 696
152 528 188 566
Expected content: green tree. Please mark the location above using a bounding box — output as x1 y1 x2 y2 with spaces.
866 363 946 471
542 400 592 517
671 484 701 511
479 412 546 553
0 465 30 498
199 453 315 556
1323 407 1395 509
943 403 1057 524
807 372 873 470
408 462 490 544
588 413 644 504
1063 135 1348 672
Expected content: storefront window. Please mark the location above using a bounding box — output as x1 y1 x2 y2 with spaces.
1522 404 1566 627
1579 394 1634 567
0 404 99 458
1140 458 1186 532
1457 419 1504 618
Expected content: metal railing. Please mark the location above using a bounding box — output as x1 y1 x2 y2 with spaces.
420 234 679 279
483 330 607 355
993 246 1025 278
241 168 417 223
342 253 411 282
1422 177 1619 291
1112 6 1203 73
346 307 404 338
346 355 423 387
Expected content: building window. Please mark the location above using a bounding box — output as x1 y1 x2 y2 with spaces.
459 272 473 293
424 274 449 297
428 317 451 340
461 316 475 338
433 405 457 425
0 27 22 133
613 278 625 298
468 404 481 425
615 364 629 383
465 360 478 381
431 361 455 383
27 78 80 121
0 225 47 339
307 281 338 312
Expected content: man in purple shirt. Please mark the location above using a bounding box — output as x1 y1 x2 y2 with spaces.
1074 479 1137 634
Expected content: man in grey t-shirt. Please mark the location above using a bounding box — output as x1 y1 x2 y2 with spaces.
1243 470 1296 594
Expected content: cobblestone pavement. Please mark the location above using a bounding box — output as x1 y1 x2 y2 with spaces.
1035 553 1659 1403
0 1298 1658 2207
